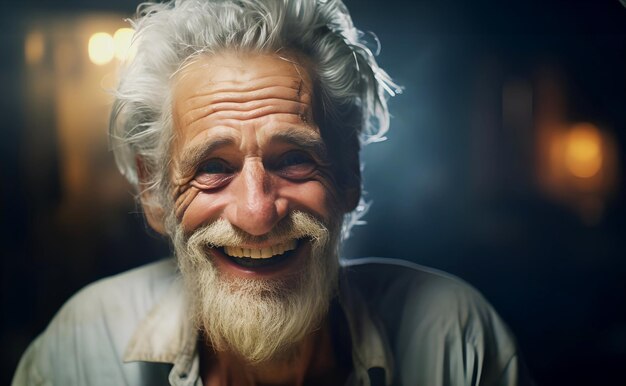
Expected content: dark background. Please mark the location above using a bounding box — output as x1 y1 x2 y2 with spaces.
2 0 625 384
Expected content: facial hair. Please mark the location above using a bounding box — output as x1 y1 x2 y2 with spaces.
171 211 341 364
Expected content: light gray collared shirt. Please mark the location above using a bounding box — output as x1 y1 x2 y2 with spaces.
13 257 531 386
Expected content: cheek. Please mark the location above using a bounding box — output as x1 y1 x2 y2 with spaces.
178 189 229 233
278 179 337 222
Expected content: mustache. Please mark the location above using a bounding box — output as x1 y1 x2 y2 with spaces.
186 211 330 251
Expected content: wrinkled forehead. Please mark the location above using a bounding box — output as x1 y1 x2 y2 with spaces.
168 50 323 174
171 50 315 105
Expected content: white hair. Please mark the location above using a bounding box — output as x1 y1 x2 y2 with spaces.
109 0 400 228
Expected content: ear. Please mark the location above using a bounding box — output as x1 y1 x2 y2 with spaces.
136 157 167 235
343 185 361 212
341 150 362 212
142 200 167 235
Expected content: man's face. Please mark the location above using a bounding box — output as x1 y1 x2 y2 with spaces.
170 51 339 281
165 51 343 363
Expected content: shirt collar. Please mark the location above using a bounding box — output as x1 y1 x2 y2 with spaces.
123 266 393 385
123 277 197 365
338 267 394 386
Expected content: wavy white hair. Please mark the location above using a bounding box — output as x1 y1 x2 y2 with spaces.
109 0 400 234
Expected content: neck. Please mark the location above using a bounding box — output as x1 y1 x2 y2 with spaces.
200 319 338 386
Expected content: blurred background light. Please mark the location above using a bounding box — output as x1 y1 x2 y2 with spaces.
113 27 135 61
565 123 603 178
24 31 45 65
88 32 114 65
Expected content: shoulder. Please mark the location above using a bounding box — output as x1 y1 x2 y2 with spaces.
49 258 178 335
340 256 487 317
340 257 525 385
12 258 178 385
65 258 178 315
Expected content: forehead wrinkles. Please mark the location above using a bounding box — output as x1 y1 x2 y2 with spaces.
177 73 314 132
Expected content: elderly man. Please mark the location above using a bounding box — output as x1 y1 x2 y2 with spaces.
13 1 531 385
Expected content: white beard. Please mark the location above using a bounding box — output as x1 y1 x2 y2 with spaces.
171 211 340 364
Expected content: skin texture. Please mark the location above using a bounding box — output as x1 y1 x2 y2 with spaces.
157 51 346 385
171 52 337 233
168 51 340 280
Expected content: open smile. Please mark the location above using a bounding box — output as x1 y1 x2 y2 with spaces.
212 239 303 270
224 239 297 258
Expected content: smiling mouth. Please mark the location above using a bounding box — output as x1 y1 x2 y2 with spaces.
217 240 299 268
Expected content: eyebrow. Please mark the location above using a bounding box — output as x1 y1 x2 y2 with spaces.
268 128 328 160
178 135 237 177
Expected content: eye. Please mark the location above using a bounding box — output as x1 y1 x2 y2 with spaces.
272 151 316 180
278 151 314 168
193 158 235 189
198 159 233 174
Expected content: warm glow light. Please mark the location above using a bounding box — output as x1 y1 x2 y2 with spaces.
113 28 135 61
25 31 45 65
564 123 603 178
88 32 115 65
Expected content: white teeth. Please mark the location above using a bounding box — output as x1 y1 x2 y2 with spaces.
223 240 298 259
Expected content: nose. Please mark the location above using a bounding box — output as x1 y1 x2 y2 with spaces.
224 158 288 236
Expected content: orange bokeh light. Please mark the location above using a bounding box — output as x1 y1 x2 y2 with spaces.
564 123 603 178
